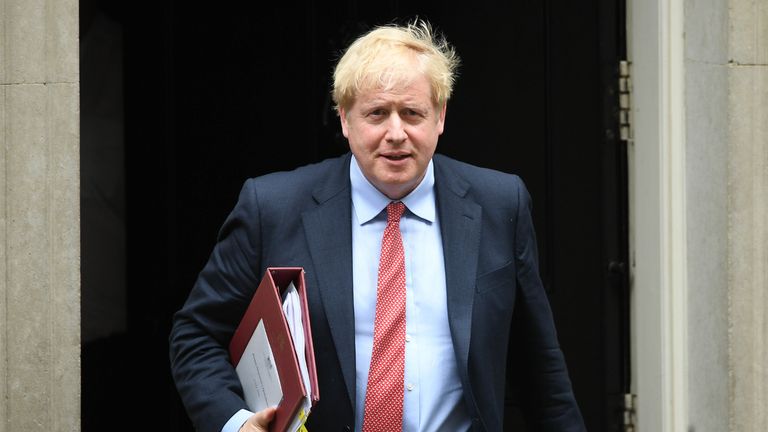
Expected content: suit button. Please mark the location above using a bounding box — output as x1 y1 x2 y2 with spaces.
343 426 352 432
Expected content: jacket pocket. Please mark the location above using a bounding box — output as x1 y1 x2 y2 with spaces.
475 261 514 294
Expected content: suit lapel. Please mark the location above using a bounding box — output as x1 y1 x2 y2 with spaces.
301 154 357 408
434 156 482 391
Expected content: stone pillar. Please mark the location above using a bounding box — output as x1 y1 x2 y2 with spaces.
728 1 768 430
686 0 768 431
684 0 730 430
0 0 80 431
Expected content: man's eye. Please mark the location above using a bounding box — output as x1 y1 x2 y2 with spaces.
402 109 426 122
369 109 386 117
403 109 422 117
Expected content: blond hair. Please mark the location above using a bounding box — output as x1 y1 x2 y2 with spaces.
332 20 460 113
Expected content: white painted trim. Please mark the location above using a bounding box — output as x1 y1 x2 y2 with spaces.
627 0 688 430
663 0 688 430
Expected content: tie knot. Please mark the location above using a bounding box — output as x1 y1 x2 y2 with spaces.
386 201 405 223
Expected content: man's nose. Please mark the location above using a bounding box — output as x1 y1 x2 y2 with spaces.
385 114 407 143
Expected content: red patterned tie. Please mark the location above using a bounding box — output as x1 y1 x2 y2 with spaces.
362 201 407 432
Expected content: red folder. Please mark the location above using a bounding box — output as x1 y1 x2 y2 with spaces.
229 267 319 432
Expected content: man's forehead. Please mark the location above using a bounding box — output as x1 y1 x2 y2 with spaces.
358 89 424 102
355 77 434 105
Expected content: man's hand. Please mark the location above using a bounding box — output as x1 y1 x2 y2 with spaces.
238 407 277 432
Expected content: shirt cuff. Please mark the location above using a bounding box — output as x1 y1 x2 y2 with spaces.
222 409 255 432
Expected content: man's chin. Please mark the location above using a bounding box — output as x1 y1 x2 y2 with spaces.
373 178 420 200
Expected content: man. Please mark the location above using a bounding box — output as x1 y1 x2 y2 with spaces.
169 20 586 432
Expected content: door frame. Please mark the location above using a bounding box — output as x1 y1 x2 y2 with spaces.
627 0 688 431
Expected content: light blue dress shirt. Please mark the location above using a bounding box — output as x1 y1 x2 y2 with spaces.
350 157 470 432
222 157 470 432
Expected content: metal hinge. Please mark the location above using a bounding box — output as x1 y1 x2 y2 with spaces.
623 393 637 432
619 60 632 142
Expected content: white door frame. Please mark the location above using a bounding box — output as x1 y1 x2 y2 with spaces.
627 0 688 430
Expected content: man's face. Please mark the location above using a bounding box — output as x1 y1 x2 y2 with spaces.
340 74 446 200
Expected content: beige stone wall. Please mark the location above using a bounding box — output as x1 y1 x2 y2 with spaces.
728 1 768 430
685 0 768 431
684 0 731 429
729 64 768 431
0 0 80 430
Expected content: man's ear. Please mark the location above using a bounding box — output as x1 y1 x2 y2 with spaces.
339 107 349 138
437 103 447 135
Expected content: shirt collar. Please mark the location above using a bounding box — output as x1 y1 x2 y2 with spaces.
350 155 436 225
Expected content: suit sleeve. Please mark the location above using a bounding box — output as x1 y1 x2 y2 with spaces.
168 179 263 432
512 180 587 431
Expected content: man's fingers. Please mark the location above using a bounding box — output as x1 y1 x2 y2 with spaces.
239 407 277 432
253 406 277 425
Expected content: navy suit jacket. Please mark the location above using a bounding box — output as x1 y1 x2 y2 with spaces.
169 153 586 432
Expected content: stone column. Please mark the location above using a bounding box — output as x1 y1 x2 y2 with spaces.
0 0 80 431
686 0 768 431
728 1 768 430
684 0 730 430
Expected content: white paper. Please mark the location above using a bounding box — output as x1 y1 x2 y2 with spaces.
281 282 312 431
235 320 283 413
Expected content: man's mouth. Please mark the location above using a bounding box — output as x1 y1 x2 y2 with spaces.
382 154 409 161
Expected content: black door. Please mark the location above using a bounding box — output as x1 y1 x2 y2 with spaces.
81 1 629 431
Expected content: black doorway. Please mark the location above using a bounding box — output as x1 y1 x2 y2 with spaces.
80 1 629 431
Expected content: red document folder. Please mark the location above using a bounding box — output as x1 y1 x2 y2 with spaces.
229 267 319 432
